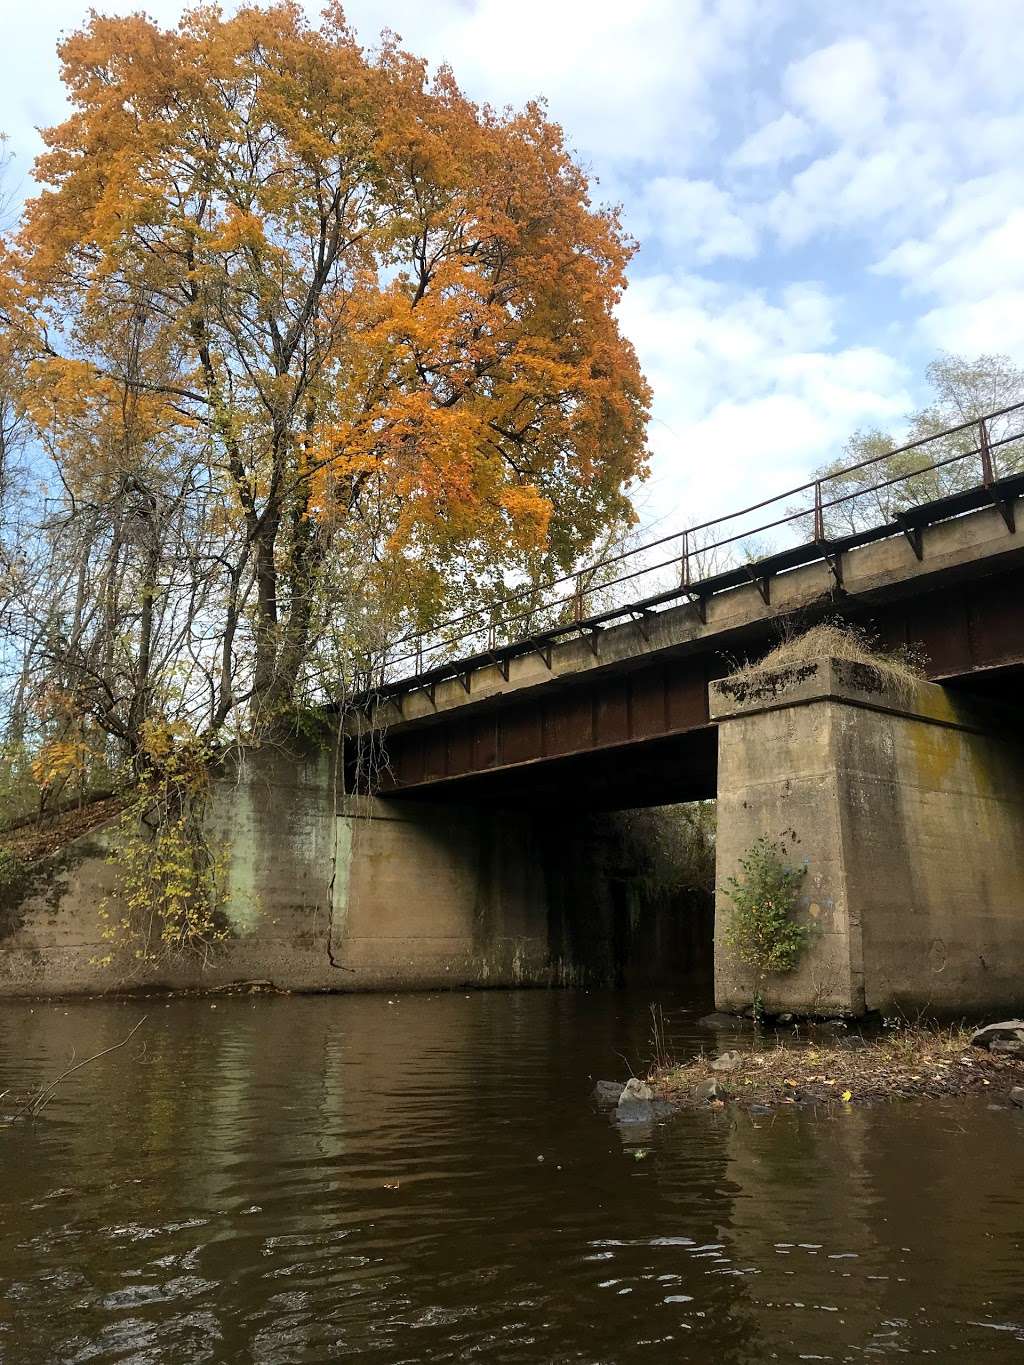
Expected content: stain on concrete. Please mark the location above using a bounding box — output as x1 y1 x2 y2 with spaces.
837 660 887 696
716 662 821 706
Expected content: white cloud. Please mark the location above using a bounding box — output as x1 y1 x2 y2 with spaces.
766 125 950 248
918 291 1024 357
784 38 886 140
873 174 1024 354
631 178 757 261
618 274 911 528
875 175 1024 294
731 112 814 169
345 0 763 169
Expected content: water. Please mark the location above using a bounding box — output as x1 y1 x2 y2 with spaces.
0 991 1021 1363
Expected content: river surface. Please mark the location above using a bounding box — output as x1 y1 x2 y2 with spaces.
0 990 1022 1363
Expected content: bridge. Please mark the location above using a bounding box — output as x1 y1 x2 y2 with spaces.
359 406 1024 809
335 404 1024 1019
366 497 1023 808
8 408 1024 1014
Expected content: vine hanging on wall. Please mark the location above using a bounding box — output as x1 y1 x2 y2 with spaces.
95 723 229 969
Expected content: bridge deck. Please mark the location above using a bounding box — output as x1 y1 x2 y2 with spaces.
359 492 1024 806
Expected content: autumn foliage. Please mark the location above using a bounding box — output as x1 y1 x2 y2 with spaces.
3 2 650 759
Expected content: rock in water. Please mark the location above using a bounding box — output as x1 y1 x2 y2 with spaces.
617 1078 653 1106
615 1098 674 1124
698 1012 747 1029
970 1021 1024 1050
695 1078 725 1102
710 1050 742 1073
592 1081 625 1105
1010 1087 1024 1109
616 1100 654 1123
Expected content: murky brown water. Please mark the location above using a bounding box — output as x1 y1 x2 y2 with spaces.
0 991 1022 1363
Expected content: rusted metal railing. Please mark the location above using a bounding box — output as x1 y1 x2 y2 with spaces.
355 400 1024 695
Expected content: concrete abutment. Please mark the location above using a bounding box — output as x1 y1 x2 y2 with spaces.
0 746 711 996
711 657 1024 1018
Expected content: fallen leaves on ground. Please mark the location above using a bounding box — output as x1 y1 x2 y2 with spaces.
653 1025 1024 1112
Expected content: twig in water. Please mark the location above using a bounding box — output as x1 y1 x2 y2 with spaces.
8 1015 148 1123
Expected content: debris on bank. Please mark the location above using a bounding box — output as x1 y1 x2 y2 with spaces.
650 1021 1024 1114
1 794 125 865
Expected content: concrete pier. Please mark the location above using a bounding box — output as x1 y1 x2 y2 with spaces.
711 657 1024 1017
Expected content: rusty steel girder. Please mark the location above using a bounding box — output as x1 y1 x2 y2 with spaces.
372 564 1024 808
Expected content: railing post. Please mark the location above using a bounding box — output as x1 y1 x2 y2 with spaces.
487 621 496 652
573 572 584 622
980 417 995 486
415 639 423 676
679 530 690 587
813 480 825 542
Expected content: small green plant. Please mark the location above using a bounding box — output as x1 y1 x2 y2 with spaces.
722 834 809 1018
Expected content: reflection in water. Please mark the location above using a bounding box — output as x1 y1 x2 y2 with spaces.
0 992 1022 1362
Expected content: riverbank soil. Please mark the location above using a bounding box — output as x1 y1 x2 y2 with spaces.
653 1024 1024 1111
1 796 125 864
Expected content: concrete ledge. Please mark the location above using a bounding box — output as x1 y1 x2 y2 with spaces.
710 656 985 732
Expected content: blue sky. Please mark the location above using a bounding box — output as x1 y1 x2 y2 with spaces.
3 0 1023 535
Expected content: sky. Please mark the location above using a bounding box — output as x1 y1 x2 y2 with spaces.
3 0 1024 536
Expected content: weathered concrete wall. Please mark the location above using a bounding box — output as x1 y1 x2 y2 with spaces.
0 747 339 996
0 746 709 996
711 657 1024 1017
329 796 553 989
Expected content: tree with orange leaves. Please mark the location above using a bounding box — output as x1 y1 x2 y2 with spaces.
4 2 649 751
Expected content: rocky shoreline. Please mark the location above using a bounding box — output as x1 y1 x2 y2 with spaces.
596 1020 1024 1121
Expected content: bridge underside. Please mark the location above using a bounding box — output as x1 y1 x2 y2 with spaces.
381 727 719 811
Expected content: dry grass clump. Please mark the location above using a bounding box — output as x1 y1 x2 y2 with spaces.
654 1023 1022 1110
729 622 926 701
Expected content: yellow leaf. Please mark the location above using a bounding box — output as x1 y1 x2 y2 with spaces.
841 1089 853 1103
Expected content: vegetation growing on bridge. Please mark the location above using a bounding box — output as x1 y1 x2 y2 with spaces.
727 622 926 703
95 728 229 969
721 834 809 1020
